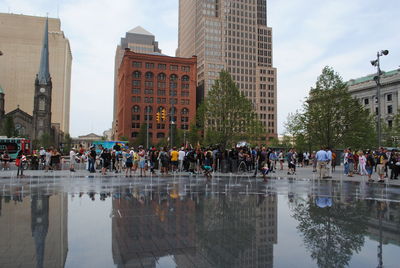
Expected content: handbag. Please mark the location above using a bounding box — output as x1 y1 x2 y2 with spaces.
15 158 21 167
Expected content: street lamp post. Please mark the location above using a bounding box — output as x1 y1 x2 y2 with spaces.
371 49 389 148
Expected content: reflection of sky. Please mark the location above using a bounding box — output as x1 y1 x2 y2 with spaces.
65 195 115 268
156 255 176 268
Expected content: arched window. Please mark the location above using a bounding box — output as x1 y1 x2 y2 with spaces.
182 75 190 82
181 108 189 115
157 106 165 113
39 97 45 111
145 106 153 113
157 73 166 81
145 72 154 80
132 105 140 113
170 74 178 81
132 71 141 78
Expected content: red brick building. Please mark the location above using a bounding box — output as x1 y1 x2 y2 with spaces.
116 49 197 144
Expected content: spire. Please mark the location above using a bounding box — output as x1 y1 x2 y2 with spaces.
37 18 50 85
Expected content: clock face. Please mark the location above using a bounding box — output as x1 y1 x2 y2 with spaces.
40 87 45 93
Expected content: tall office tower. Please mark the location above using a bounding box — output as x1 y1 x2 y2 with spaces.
0 13 72 133
113 26 162 137
177 0 277 140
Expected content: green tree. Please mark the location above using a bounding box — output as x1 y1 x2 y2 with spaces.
38 133 53 149
286 66 376 149
62 133 73 154
2 116 17 137
133 123 148 147
201 70 265 148
292 196 368 268
382 112 400 147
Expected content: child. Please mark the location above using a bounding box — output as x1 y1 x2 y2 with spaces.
261 161 270 181
203 152 213 179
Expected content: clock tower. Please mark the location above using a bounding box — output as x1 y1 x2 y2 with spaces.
32 18 52 141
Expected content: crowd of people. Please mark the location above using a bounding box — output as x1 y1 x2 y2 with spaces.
1 144 400 182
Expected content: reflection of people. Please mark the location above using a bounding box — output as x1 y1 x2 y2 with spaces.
316 197 333 208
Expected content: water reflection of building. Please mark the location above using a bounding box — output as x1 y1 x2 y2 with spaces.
366 200 400 246
175 193 278 268
0 192 68 267
112 189 196 268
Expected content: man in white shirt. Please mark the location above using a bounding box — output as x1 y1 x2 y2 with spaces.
178 147 186 171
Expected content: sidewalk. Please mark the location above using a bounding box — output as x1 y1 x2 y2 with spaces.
1 165 400 186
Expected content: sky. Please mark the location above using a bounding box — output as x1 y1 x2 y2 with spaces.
1 0 399 137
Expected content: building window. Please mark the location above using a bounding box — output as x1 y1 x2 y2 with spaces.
145 81 153 88
144 97 154 103
364 98 369 105
181 91 189 97
158 73 166 81
131 132 139 138
157 124 165 130
39 97 45 111
182 83 189 89
132 61 141 68
169 98 177 104
158 82 166 89
132 123 140 128
181 124 189 130
132 71 141 78
181 108 189 115
170 74 178 81
145 72 154 80
388 105 393 114
157 132 165 138
181 99 190 105
132 105 140 113
158 64 166 70
144 89 153 95
170 82 177 89
132 88 140 94
132 80 140 87
132 114 140 121
169 90 177 96
387 94 392 102
132 96 141 103
388 120 393 128
170 65 178 71
181 117 189 122
181 66 190 72
145 62 154 69
144 115 153 120
145 106 153 113
157 90 166 96
182 75 190 82
169 107 177 115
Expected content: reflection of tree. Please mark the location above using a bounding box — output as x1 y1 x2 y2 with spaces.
196 195 256 267
292 197 368 268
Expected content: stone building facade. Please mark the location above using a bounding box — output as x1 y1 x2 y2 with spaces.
116 50 197 144
348 68 400 128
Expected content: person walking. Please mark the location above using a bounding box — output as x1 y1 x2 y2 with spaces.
88 147 96 173
358 151 368 176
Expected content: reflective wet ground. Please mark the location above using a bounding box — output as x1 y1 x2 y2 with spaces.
0 175 399 268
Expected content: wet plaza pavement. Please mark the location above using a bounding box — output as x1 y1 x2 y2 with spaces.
0 174 399 267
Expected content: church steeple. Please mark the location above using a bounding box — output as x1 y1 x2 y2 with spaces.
32 18 53 141
37 18 50 85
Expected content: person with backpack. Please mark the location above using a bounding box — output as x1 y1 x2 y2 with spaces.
158 147 170 175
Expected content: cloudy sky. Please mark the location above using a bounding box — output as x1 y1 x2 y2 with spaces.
1 0 399 137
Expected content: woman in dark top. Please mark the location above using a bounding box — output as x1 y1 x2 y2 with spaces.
100 149 111 175
16 150 24 177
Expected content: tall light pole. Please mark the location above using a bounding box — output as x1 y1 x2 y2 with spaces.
371 49 389 148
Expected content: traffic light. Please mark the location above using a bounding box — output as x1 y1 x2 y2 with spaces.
161 109 166 121
156 112 160 123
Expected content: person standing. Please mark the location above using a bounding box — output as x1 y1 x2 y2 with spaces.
1 150 10 170
124 149 133 177
346 148 355 177
366 150 375 182
316 147 329 179
16 150 25 177
358 151 368 176
170 147 179 172
178 147 186 172
376 147 388 183
138 146 147 177
100 148 111 175
69 148 76 172
88 147 96 173
325 148 332 178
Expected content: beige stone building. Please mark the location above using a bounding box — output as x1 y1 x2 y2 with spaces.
0 13 72 133
177 0 277 140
